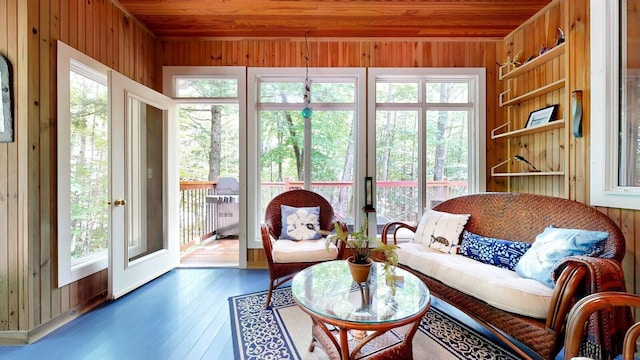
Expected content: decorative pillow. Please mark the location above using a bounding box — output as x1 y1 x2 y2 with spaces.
414 210 470 254
279 205 322 240
514 227 610 288
459 230 532 271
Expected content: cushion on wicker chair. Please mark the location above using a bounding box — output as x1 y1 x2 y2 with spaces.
272 239 339 263
280 205 322 240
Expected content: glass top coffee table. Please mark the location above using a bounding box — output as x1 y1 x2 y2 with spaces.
291 260 431 360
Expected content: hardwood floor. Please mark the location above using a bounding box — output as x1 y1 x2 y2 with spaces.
0 269 271 360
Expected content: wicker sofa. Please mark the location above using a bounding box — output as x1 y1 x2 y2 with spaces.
381 192 627 360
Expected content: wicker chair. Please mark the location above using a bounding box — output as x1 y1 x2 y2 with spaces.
564 291 640 360
261 189 347 308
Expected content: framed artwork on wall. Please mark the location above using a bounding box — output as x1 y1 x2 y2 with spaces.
525 104 558 128
0 54 14 143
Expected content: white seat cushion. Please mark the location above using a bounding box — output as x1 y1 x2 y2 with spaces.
397 242 553 319
272 239 338 263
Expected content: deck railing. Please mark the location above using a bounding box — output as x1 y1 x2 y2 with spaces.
179 181 216 250
179 179 468 248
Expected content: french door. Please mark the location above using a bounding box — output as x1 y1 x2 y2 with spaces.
108 72 179 299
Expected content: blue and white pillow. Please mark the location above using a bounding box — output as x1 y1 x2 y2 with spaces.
459 230 531 270
280 205 322 240
514 227 609 288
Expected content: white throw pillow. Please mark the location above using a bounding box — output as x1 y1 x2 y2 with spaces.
414 210 470 254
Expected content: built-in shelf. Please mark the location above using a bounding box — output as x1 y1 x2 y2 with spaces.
491 171 565 177
491 158 564 177
491 119 565 139
499 79 565 107
499 43 566 80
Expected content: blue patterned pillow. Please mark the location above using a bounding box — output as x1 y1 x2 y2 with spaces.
514 227 609 288
459 230 532 271
279 205 322 240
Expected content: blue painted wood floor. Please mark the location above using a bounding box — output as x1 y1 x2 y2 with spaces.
0 269 271 360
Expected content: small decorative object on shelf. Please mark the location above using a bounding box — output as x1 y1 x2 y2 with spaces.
525 104 559 128
502 50 522 68
514 155 541 172
556 27 565 46
0 54 14 143
572 90 583 138
539 44 549 56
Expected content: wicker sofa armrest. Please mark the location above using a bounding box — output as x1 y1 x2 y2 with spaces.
381 221 417 245
546 256 629 352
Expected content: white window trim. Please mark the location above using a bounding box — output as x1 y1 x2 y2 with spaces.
590 0 640 210
162 66 248 267
246 67 367 248
367 67 487 217
57 41 110 286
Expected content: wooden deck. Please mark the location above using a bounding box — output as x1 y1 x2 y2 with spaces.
180 237 239 267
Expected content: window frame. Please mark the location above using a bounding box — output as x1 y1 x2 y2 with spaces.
57 41 111 286
590 0 640 210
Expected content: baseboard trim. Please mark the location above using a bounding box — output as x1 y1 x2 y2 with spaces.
0 292 108 345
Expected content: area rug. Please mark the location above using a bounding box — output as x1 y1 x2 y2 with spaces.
229 287 520 360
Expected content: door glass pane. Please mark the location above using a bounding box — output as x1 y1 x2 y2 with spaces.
69 69 109 263
426 110 469 207
257 77 357 224
426 82 469 103
260 109 305 201
376 82 419 103
310 110 354 220
375 110 419 224
127 97 165 262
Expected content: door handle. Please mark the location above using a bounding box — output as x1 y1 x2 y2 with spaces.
114 199 127 207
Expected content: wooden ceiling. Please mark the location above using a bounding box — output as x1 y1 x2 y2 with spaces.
116 0 553 40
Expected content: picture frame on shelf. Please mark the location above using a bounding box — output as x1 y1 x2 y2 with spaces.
525 104 558 128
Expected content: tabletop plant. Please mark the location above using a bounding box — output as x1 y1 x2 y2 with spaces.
326 216 399 287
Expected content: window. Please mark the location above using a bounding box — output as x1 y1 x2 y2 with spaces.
57 41 111 285
591 0 640 210
368 68 486 231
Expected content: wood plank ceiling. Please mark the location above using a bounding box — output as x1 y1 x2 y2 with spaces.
116 0 553 39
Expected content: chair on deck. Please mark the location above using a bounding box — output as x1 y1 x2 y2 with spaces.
564 291 640 360
261 189 347 308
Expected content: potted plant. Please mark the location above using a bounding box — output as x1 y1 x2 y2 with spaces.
326 216 399 286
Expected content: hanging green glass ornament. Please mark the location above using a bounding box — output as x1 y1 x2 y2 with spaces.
302 107 313 119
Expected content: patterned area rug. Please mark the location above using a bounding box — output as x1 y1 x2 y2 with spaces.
229 287 520 360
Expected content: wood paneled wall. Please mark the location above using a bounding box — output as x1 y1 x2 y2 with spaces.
498 0 639 297
161 39 500 266
0 0 160 342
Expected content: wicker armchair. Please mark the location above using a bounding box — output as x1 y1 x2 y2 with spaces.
261 189 347 308
564 291 640 360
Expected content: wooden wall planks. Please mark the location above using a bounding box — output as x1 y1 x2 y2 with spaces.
0 0 160 341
